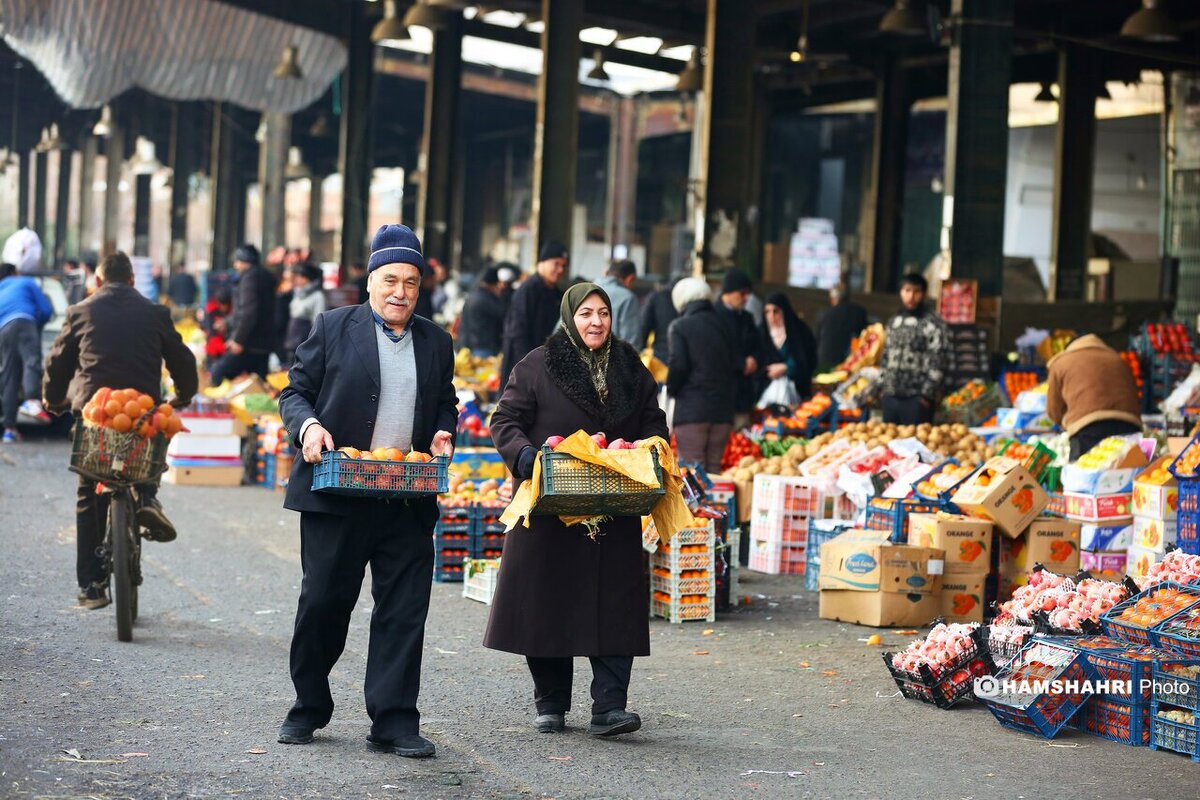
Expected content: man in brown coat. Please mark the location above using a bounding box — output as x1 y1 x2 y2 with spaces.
43 252 198 608
1046 333 1142 461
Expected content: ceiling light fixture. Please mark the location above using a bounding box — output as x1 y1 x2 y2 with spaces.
404 0 449 31
587 50 610 82
372 0 411 43
879 0 927 37
676 51 702 93
93 104 113 138
1120 0 1179 43
1034 82 1057 103
273 44 303 80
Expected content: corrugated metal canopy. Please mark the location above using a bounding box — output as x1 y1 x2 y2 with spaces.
0 0 347 113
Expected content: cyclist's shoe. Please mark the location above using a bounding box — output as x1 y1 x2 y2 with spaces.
2 429 20 443
136 498 177 542
80 584 110 610
19 399 52 423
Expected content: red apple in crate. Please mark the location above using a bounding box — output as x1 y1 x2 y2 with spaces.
608 438 628 450
544 435 565 449
590 432 608 449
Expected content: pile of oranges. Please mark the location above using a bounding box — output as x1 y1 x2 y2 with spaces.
1112 586 1200 629
82 387 184 439
1002 370 1040 402
1174 444 1200 478
652 591 708 605
944 380 988 408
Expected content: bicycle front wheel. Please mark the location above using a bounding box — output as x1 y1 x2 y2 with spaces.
109 494 135 642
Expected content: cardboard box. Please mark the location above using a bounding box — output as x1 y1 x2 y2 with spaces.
1132 515 1177 552
1079 518 1134 551
1169 437 1192 457
1131 456 1178 520
818 588 941 628
167 433 243 459
1060 492 1133 521
951 457 1049 537
818 528 944 595
941 574 987 623
177 413 248 437
1061 445 1149 495
163 466 244 486
1126 544 1166 584
734 479 753 523
1081 549 1128 579
999 518 1081 577
907 514 994 575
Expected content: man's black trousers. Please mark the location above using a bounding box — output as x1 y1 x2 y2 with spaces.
286 503 434 740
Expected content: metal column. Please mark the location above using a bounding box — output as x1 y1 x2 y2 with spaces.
133 173 151 257
418 13 464 269
308 174 324 256
209 102 237 270
259 112 290 254
102 116 125 256
698 0 756 274
32 150 48 247
52 147 72 261
17 150 30 228
338 4 374 267
942 0 1013 297
530 0 582 256
609 95 639 259
77 136 98 256
1049 46 1098 301
168 103 197 267
863 60 910 293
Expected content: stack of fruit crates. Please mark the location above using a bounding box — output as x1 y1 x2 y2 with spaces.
472 501 508 559
650 522 716 623
1149 657 1200 761
747 475 825 575
434 506 474 582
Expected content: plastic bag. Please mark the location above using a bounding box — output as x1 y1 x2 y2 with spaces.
757 377 800 409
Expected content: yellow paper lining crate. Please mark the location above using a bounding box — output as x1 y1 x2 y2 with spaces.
462 558 501 605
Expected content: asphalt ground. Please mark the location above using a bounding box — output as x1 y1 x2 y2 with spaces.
2 439 1198 799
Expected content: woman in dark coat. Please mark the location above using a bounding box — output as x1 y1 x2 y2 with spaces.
485 282 668 738
758 292 818 400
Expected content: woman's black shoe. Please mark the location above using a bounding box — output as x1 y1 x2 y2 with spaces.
366 734 436 758
277 721 316 744
588 710 641 737
534 713 565 733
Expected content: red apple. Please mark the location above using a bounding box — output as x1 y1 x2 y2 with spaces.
608 438 628 450
632 439 646 449
544 435 565 449
590 432 608 449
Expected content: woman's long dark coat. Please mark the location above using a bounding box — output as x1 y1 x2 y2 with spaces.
484 329 669 657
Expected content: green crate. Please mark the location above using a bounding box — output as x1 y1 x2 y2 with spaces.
534 446 665 517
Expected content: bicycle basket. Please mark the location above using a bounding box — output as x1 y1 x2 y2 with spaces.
70 420 168 483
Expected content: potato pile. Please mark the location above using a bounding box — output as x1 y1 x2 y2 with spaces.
808 421 994 468
730 442 809 481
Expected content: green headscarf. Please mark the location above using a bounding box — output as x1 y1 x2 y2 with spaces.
560 282 613 401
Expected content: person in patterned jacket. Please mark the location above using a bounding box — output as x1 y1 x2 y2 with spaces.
878 273 948 424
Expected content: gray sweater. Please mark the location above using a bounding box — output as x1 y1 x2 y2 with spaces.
369 324 418 453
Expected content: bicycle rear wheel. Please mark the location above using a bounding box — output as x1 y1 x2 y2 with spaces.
109 494 135 642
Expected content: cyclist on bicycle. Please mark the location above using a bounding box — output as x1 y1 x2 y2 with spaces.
43 252 198 609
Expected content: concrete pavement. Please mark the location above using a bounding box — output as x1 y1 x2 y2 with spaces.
1 439 1197 799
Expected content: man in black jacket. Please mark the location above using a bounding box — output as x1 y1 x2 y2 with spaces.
211 244 276 383
816 283 869 370
714 269 761 428
277 224 457 759
637 276 679 364
666 277 739 473
42 252 198 609
499 241 567 392
458 267 507 356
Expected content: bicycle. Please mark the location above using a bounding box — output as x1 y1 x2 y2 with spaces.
69 418 168 642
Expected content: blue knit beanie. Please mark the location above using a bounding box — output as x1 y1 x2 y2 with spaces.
367 224 425 275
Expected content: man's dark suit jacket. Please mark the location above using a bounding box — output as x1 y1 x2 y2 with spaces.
279 303 458 521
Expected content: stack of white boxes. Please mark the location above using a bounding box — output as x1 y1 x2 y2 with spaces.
788 218 841 289
164 411 246 486
747 474 826 575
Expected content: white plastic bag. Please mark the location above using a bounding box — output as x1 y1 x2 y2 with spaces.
757 377 800 409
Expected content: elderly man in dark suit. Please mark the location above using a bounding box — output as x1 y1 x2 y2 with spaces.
276 224 457 758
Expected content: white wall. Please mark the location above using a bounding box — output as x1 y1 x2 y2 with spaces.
1003 114 1161 287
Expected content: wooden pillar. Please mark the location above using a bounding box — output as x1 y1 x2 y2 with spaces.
1048 46 1098 301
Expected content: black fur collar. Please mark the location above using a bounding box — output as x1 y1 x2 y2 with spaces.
543 329 643 428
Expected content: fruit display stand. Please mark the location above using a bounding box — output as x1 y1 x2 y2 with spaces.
1169 437 1200 555
980 638 1100 737
650 523 717 623
940 380 1005 428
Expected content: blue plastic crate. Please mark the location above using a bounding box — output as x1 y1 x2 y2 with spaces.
1101 582 1200 646
804 519 856 592
472 531 506 558
311 453 449 499
1149 702 1200 761
1151 659 1200 711
1178 512 1200 552
1082 645 1175 703
865 497 939 543
981 639 1099 738
1154 605 1200 658
1072 697 1150 746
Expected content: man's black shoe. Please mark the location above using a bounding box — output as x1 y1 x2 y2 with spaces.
366 734 436 758
534 713 565 733
588 710 641 737
136 498 177 542
277 721 316 745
